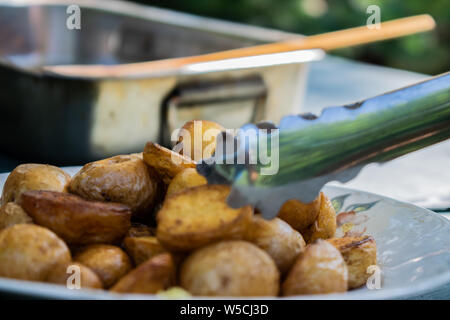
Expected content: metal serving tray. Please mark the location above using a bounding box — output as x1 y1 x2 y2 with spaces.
0 0 323 164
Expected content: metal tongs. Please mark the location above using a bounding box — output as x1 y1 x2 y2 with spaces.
197 73 450 219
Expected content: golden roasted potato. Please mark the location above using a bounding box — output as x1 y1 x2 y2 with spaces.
123 236 167 266
46 262 103 289
327 236 377 289
20 190 131 245
0 202 32 229
111 253 175 294
245 214 305 275
125 223 154 238
1 164 70 205
156 185 252 251
175 120 225 161
0 224 71 281
278 194 321 233
304 193 337 243
143 142 196 185
74 244 132 289
282 240 348 296
180 240 279 296
69 155 160 218
165 168 207 198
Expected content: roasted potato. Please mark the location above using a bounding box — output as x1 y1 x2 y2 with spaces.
327 236 377 289
46 262 103 289
74 244 132 289
303 193 337 243
143 142 196 185
123 236 167 266
245 214 305 275
125 223 154 238
1 164 70 206
69 155 160 218
175 120 225 161
165 168 207 198
0 202 33 229
20 190 131 245
111 253 176 294
282 240 348 295
156 185 252 251
180 240 279 296
0 224 71 281
278 193 321 233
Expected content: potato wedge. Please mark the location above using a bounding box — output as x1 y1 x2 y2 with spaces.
327 236 377 289
156 185 252 251
278 194 321 233
46 262 103 289
165 168 207 198
123 236 167 266
175 120 225 161
0 202 33 230
245 214 305 275
180 240 279 296
0 224 71 281
304 193 337 243
143 142 196 185
282 240 348 295
1 164 70 206
111 253 176 294
20 190 131 245
74 244 132 289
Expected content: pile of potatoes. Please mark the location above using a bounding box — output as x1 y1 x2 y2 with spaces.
0 120 377 297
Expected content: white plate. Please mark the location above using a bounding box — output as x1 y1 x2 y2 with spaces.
0 168 449 300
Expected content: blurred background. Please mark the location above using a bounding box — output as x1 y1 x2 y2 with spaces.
138 0 449 75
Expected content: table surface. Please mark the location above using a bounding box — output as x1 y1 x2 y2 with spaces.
0 55 449 299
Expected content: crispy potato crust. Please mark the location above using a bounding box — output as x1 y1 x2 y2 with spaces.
327 236 377 288
304 193 337 243
282 240 348 295
69 155 160 218
123 236 167 266
0 202 33 230
46 262 103 289
245 214 305 275
1 164 70 206
74 244 132 289
0 224 71 281
166 168 207 198
143 142 196 185
180 241 279 296
156 185 252 251
20 190 131 245
111 253 176 294
278 194 321 232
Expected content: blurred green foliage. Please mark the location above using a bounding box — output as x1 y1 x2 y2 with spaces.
143 0 449 75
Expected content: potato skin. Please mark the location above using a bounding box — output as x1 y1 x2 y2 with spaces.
74 244 132 289
46 262 103 289
176 120 225 161
278 194 321 232
143 142 196 185
111 253 176 294
0 224 71 281
20 190 131 245
1 164 70 206
180 241 279 297
156 185 252 251
327 236 377 289
123 236 167 266
245 214 305 275
0 202 33 230
125 223 154 238
304 193 337 243
166 168 206 198
282 240 348 296
69 155 159 218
